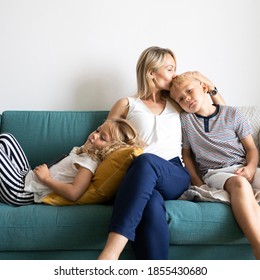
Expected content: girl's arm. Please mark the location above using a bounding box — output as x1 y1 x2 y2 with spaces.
182 148 204 187
235 135 259 182
34 165 93 201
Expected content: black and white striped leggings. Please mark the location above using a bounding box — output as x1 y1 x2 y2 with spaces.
0 133 34 206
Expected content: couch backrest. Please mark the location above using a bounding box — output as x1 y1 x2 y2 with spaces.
1 107 259 168
0 111 108 168
239 106 260 159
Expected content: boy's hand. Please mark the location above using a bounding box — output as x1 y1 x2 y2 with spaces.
235 165 256 183
34 164 51 183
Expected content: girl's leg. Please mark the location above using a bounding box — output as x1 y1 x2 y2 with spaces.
98 153 190 260
224 176 260 259
0 133 30 172
0 133 34 205
133 189 169 259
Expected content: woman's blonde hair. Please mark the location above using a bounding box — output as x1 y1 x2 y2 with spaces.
136 46 176 99
78 118 145 161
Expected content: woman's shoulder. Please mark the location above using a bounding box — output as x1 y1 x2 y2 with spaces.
113 97 130 107
109 96 142 115
108 98 130 119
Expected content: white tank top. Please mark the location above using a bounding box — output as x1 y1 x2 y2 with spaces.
127 97 182 160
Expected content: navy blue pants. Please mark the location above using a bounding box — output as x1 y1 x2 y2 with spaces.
109 153 190 259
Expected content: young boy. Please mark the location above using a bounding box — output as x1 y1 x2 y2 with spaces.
170 73 260 259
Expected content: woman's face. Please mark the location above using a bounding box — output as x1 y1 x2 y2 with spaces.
151 53 177 91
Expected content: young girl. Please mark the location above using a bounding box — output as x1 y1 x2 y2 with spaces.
0 118 145 206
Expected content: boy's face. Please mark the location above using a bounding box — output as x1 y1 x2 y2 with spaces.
170 78 207 113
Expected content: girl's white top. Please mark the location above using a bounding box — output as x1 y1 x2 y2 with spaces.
24 147 99 202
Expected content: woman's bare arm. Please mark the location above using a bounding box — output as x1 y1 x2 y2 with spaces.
108 98 129 119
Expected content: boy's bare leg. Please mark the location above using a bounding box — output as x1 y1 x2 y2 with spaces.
97 232 128 260
225 176 260 259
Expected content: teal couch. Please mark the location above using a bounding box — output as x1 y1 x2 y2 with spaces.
0 109 259 260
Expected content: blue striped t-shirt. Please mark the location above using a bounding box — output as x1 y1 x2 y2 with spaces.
181 105 252 176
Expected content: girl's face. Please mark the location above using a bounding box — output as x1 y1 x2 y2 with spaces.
151 53 177 91
86 122 112 149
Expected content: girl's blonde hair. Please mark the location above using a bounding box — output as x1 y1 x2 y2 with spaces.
78 118 146 161
136 46 176 99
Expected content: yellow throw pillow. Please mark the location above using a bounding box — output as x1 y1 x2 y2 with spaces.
42 147 143 205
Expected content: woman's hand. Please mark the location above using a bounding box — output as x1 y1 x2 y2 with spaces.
184 71 215 91
183 71 225 105
34 164 51 183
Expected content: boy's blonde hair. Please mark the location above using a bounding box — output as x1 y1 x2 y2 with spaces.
78 118 146 161
171 73 201 93
136 46 176 99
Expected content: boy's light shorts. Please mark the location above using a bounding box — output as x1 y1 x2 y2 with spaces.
202 165 260 190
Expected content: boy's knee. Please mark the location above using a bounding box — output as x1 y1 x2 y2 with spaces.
225 175 251 192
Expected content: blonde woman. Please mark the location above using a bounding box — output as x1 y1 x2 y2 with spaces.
98 46 225 260
0 118 144 205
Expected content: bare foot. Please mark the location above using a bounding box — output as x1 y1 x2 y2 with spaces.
97 232 128 260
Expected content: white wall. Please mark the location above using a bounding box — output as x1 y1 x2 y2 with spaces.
0 0 259 113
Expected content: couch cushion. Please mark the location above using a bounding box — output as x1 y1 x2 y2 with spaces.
0 203 112 251
166 200 249 245
0 200 250 252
